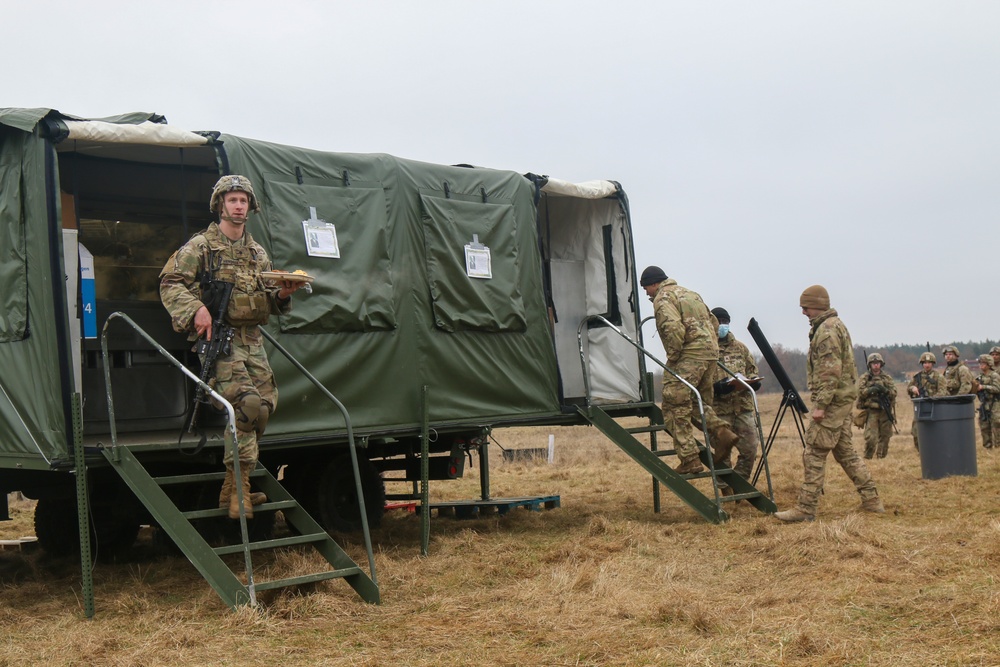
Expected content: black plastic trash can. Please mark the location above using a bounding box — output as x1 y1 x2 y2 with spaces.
913 395 977 480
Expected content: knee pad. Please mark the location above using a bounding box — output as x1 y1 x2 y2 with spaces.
234 391 262 433
255 400 273 437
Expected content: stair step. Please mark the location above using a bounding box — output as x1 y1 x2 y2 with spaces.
183 499 298 520
682 467 734 480
213 532 329 556
719 491 764 503
155 468 271 486
626 425 669 434
155 471 225 486
253 567 363 592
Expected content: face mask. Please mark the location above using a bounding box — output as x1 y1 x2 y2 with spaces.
718 324 730 339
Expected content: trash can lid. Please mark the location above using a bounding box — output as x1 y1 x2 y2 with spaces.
913 394 976 404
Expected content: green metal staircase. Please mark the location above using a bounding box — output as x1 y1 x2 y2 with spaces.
577 404 775 523
575 314 776 523
96 312 379 611
103 447 379 608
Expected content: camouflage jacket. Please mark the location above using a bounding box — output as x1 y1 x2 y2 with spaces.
976 370 1000 405
159 223 291 340
652 279 718 363
856 371 897 411
943 361 974 395
908 369 946 399
806 308 858 409
714 333 759 415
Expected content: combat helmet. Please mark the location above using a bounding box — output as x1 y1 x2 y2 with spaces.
941 345 960 357
991 346 1000 355
919 351 936 364
866 352 884 366
210 174 261 214
979 354 994 370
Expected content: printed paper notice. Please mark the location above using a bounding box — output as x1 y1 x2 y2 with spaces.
302 206 339 258
465 245 492 279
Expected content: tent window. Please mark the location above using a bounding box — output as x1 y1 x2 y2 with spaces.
264 181 395 332
420 195 526 333
0 142 27 342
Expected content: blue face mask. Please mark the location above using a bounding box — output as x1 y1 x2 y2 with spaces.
718 324 730 339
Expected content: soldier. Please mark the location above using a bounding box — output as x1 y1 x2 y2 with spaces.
991 346 1000 373
775 285 883 522
907 351 946 449
710 307 762 484
856 353 897 459
640 266 740 475
974 354 1000 449
160 175 306 519
941 345 974 395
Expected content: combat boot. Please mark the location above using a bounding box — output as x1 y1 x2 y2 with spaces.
774 508 815 523
219 465 266 509
711 427 741 464
219 465 235 509
674 455 704 475
860 496 885 514
229 464 266 519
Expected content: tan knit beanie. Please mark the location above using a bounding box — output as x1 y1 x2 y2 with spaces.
799 285 830 310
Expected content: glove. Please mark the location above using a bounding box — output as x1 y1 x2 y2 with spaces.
713 379 735 396
867 385 884 397
749 379 762 392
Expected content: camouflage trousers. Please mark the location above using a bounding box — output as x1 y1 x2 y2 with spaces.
796 401 879 515
979 408 1000 449
208 337 278 466
716 410 759 480
661 357 729 460
863 409 894 459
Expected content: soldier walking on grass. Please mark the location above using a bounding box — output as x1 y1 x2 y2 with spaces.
775 285 883 523
856 353 896 459
640 266 740 475
974 354 1000 449
907 351 946 450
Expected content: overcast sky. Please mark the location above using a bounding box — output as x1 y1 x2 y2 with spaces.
6 1 998 353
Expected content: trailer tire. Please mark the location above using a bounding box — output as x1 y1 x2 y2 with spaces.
34 495 140 560
316 454 385 533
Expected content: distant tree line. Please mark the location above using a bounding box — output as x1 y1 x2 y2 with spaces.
752 339 1000 394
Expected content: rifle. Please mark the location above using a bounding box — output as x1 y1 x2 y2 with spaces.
976 381 992 424
874 388 899 434
181 281 236 449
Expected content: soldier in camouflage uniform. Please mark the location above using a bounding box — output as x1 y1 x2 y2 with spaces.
974 354 1000 449
941 345 974 395
710 307 762 483
775 285 883 522
160 175 306 520
907 351 946 450
991 347 1000 377
640 267 740 475
856 353 897 459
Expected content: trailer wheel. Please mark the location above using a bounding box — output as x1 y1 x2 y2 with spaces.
34 495 141 560
316 454 385 533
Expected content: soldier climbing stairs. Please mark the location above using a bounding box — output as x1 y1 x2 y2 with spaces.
103 446 379 608
576 405 776 523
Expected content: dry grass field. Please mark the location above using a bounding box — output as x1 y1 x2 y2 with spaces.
2 388 999 666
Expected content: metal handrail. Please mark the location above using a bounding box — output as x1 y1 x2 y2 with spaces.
577 314 715 470
714 359 774 501
260 328 378 588
101 311 256 605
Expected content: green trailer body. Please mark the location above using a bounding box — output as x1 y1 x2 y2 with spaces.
0 108 648 542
